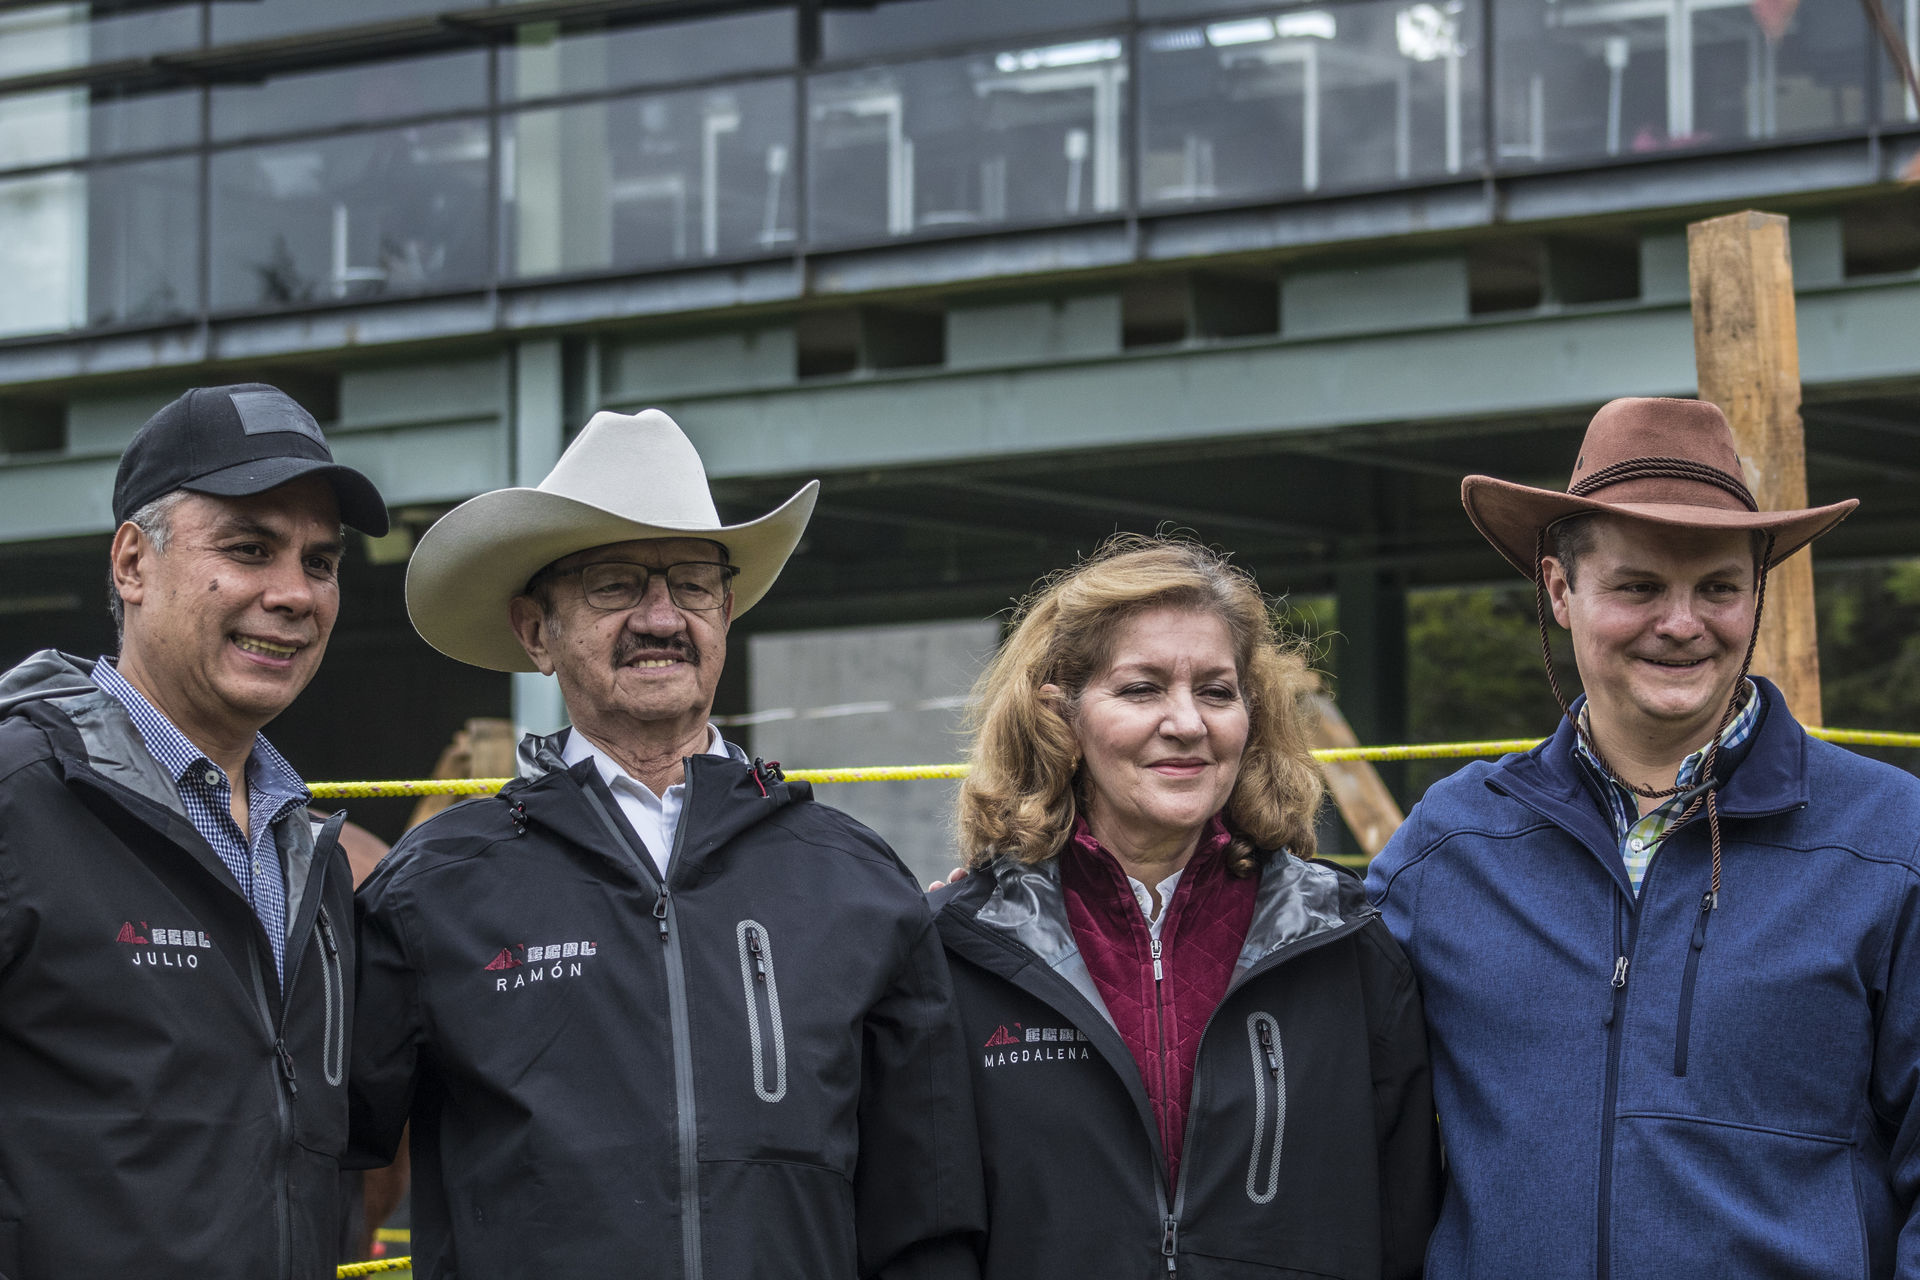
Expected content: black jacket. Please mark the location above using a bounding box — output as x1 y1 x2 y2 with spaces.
347 731 985 1280
933 851 1440 1280
0 651 352 1280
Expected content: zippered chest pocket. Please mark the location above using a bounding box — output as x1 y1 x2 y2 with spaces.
736 919 788 1103
316 906 346 1088
1245 1011 1286 1204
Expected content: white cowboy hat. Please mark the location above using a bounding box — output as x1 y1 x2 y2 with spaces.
406 408 818 672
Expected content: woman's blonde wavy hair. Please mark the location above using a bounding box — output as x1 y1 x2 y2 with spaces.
957 534 1325 877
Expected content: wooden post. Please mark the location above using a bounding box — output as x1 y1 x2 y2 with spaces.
1688 210 1824 725
1310 693 1405 857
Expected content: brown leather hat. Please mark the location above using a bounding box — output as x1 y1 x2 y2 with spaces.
1461 396 1858 577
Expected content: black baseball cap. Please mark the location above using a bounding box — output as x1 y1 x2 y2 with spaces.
113 383 389 535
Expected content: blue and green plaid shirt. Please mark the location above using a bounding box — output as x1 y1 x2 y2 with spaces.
1573 679 1761 895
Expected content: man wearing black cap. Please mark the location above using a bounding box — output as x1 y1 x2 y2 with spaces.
0 384 388 1279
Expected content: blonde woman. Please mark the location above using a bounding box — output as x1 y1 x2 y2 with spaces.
933 535 1439 1278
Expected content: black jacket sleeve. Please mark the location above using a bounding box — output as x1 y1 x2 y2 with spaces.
1358 920 1442 1280
855 910 987 1280
345 859 424 1169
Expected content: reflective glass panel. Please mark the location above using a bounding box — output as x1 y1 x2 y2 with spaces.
0 4 198 78
821 0 1125 61
501 11 796 101
1141 2 1484 206
212 50 489 142
210 120 491 311
1878 2 1919 125
0 155 199 338
808 38 1130 247
87 156 203 328
502 78 795 276
211 0 450 44
1494 0 1868 167
0 87 201 171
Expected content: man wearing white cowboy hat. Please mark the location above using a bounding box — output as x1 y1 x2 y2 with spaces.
1368 397 1920 1279
346 409 985 1279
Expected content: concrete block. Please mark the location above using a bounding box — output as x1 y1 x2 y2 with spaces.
66 388 177 456
603 326 796 400
1788 215 1845 288
1639 231 1691 304
339 355 504 430
946 294 1121 368
1281 256 1469 338
747 619 998 886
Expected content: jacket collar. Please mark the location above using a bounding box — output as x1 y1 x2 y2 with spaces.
504 728 796 884
951 835 1371 1015
5 650 334 949
1489 677 1809 854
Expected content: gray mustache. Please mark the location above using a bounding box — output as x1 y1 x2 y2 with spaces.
615 634 698 666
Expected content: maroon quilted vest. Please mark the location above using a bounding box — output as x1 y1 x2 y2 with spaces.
1060 815 1258 1191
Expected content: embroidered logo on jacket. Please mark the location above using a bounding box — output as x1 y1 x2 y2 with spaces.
983 1024 1092 1068
489 940 599 990
117 920 212 969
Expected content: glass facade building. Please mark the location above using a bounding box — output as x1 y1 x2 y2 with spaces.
0 0 1917 870
0 0 1911 340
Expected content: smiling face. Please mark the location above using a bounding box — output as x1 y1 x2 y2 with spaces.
1068 605 1250 869
508 537 731 755
1544 513 1759 758
112 476 344 760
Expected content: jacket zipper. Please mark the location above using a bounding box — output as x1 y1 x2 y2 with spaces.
1150 937 1174 1179
1161 914 1372 1280
247 943 294 1280
317 907 346 1088
736 920 788 1102
1151 935 1180 1275
576 775 705 1280
1596 893 1633 1280
1674 892 1714 1076
1244 1013 1285 1204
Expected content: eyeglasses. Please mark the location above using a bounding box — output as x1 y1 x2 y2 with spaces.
537 560 739 613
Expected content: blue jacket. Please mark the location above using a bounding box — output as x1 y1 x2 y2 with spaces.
1367 679 1920 1280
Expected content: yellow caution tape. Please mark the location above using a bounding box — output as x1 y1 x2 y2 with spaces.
307 726 1920 800
338 1259 412 1277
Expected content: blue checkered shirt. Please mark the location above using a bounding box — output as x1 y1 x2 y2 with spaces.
1573 679 1762 895
93 659 308 981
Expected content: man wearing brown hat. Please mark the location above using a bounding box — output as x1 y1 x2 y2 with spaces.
0 384 388 1278
1368 397 1920 1279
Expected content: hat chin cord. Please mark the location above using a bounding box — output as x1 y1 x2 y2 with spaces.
1532 527 1776 911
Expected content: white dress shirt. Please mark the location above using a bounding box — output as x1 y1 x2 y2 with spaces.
562 724 732 878
1126 867 1186 940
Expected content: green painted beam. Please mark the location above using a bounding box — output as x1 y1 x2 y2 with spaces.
636 278 1919 481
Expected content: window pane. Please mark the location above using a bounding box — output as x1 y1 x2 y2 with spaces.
1495 0 1869 167
210 121 491 311
808 39 1130 247
821 0 1125 61
212 51 489 142
502 78 795 277
211 0 450 44
0 87 200 171
0 156 199 338
0 5 198 78
1141 2 1484 207
87 156 202 328
0 167 85 336
501 11 795 101
1877 3 1918 125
